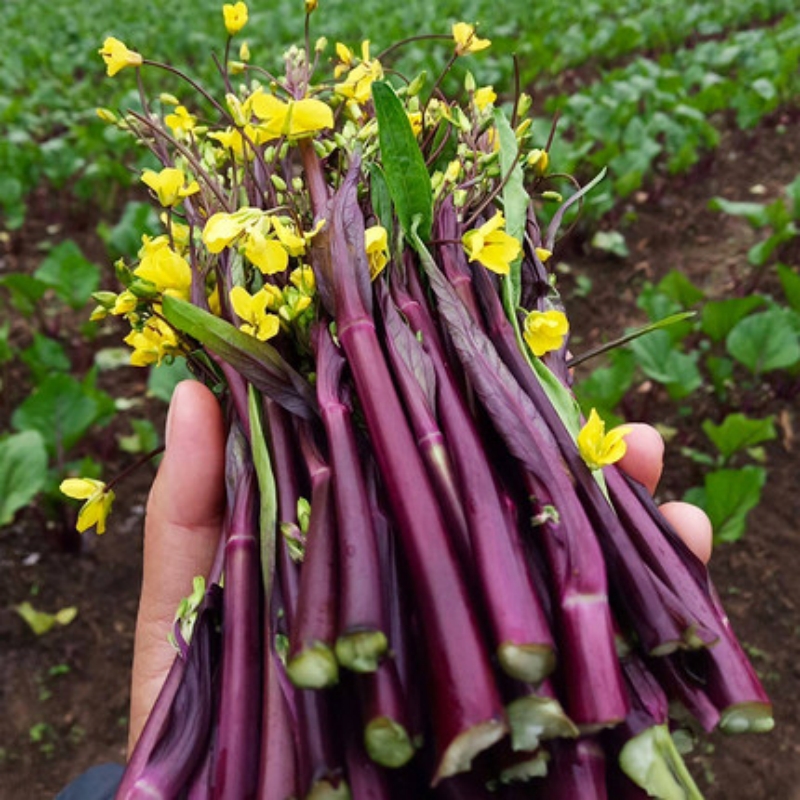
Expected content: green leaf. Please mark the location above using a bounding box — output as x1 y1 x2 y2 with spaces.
248 386 278 598
0 322 13 365
98 200 160 260
20 334 71 382
777 264 800 312
629 330 702 399
147 358 194 403
657 270 705 307
15 601 77 636
34 240 100 310
118 418 159 454
162 295 316 419
574 349 636 425
685 466 766 543
372 81 433 242
700 296 766 342
591 230 629 258
494 107 528 310
11 373 101 456
0 273 48 316
726 308 800 373
0 431 48 526
702 413 776 460
708 197 769 228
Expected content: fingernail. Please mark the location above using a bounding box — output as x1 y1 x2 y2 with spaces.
165 381 187 448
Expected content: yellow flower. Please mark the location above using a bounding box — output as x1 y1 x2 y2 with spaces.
452 22 491 56
474 86 496 111
305 0 318 11
271 217 307 257
335 59 384 106
249 91 334 141
98 37 143 77
365 225 389 279
334 42 354 78
202 208 259 253
60 478 115 535
223 2 248 35
577 409 631 471
535 247 553 263
523 310 569 357
243 229 289 275
134 237 192 299
462 211 521 275
229 286 281 340
124 317 181 366
141 168 199 208
290 265 315 295
165 105 197 137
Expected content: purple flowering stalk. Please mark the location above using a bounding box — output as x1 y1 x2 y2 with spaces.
93 11 775 796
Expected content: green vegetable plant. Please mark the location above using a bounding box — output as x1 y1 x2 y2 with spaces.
0 239 118 548
575 176 800 542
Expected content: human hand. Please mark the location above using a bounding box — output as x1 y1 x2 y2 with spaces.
127 384 713 752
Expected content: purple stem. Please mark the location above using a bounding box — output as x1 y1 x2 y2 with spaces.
315 325 387 671
320 168 506 783
211 428 261 800
287 424 339 687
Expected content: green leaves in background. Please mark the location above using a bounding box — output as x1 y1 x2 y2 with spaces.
726 308 800 374
0 431 48 526
372 81 433 243
11 373 114 456
700 296 766 342
629 329 702 399
702 413 776 460
685 466 766 543
98 200 160 261
34 240 100 310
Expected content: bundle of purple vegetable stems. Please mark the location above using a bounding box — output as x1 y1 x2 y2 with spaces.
101 14 773 800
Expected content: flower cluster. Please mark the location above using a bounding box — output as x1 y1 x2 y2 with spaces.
75 4 561 536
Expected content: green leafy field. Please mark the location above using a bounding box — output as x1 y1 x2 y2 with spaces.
2 0 798 226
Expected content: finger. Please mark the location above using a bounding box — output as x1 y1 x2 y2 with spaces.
660 501 713 565
129 380 226 752
617 423 664 495
617 423 713 564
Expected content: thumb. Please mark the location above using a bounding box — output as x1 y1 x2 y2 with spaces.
128 380 226 753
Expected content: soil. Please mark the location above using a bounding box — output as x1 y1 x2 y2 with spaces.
0 116 798 799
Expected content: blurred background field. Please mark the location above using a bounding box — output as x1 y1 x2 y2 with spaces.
1 0 798 797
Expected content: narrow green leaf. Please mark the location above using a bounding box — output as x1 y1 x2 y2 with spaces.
0 431 48 526
570 313 696 369
162 295 316 419
493 107 528 317
372 81 432 242
708 197 769 228
248 386 278 602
